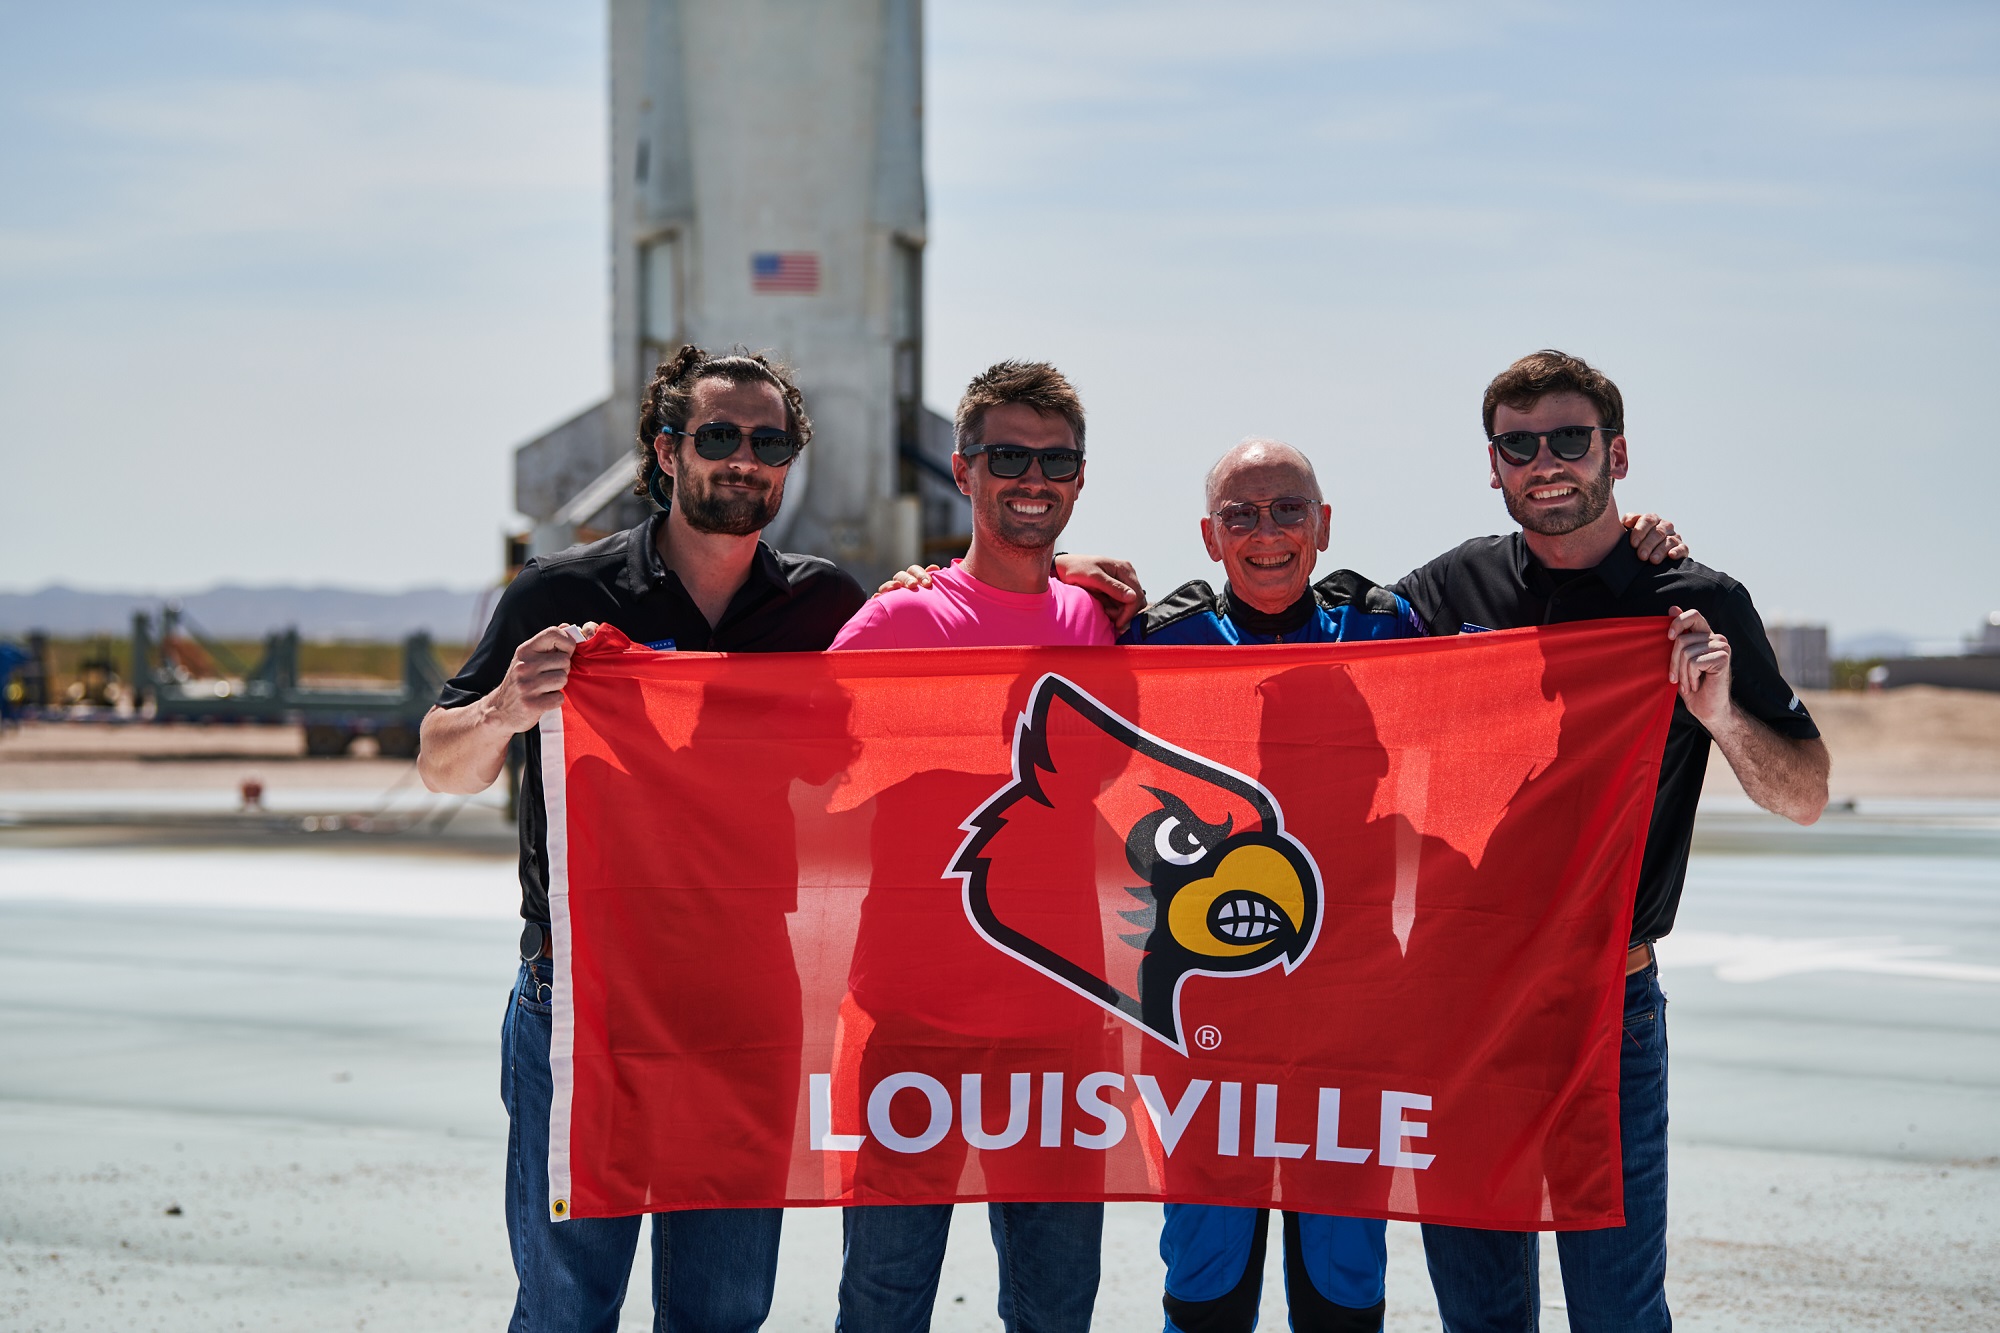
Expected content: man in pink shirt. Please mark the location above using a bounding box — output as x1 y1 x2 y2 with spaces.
831 361 1109 1333
830 362 1114 653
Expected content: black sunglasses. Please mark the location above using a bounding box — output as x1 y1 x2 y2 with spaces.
1488 425 1615 467
670 421 802 468
960 443 1084 482
1213 495 1316 535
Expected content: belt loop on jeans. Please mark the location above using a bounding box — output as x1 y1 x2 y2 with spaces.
1625 941 1655 975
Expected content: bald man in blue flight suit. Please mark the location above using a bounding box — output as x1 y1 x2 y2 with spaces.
1119 438 1689 1332
1119 438 1413 1333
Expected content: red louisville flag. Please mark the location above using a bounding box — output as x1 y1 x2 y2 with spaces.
541 621 1674 1230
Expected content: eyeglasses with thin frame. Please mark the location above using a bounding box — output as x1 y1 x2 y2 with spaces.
668 421 803 468
1212 495 1316 535
1488 425 1616 467
960 443 1084 482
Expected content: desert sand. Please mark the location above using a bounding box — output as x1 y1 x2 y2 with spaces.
7 684 1998 800
1702 686 2000 801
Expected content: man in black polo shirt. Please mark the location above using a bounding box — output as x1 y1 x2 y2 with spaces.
420 346 866 1331
1394 350 1829 1333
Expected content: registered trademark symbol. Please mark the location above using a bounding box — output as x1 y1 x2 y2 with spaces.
1194 1025 1222 1051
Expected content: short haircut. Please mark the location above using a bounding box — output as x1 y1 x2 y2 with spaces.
1482 349 1625 437
954 360 1086 453
1204 439 1323 512
633 344 812 496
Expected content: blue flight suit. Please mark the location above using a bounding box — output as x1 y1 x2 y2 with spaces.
1119 570 1422 1333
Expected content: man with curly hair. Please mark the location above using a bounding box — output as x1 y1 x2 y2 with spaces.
421 344 867 1330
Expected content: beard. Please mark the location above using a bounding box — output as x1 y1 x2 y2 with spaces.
673 467 781 536
982 486 1069 551
1501 462 1614 536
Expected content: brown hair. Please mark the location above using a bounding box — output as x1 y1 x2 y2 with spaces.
1482 349 1625 437
633 345 812 496
954 360 1086 453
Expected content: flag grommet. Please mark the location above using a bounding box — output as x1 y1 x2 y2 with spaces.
551 1199 568 1219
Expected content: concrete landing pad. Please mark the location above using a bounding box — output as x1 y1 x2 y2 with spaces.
1 815 1995 1330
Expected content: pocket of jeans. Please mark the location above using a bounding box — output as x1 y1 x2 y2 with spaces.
516 980 553 1017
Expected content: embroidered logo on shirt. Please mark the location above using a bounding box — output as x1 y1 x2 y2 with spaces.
643 639 677 652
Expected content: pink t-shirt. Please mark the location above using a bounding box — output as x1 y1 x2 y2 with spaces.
829 560 1115 649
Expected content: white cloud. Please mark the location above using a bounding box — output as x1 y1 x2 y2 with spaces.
1 1 1993 639
7 70 597 278
0 3 608 591
1761 73 2000 139
937 0 1559 68
1604 176 1820 208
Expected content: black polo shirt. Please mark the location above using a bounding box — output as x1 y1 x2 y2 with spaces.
1391 533 1818 945
437 513 866 923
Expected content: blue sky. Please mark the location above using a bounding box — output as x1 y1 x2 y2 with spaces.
2 1 1994 646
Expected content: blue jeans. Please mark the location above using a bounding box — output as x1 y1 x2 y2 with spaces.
502 957 783 1332
1421 964 1671 1333
1161 1204 1386 1331
838 1201 1102 1333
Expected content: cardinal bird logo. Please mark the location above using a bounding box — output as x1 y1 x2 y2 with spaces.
949 674 1322 1054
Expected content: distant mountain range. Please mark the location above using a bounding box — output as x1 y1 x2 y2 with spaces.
1831 631 1915 661
0 584 493 643
0 585 1952 660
